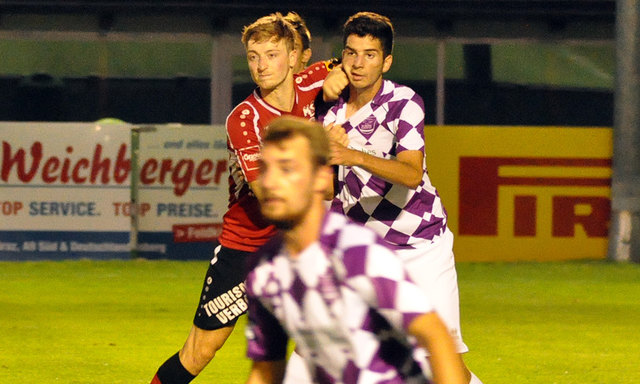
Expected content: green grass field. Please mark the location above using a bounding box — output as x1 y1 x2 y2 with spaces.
1 259 639 383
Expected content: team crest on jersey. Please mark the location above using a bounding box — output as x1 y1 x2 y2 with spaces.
237 145 261 172
358 116 378 135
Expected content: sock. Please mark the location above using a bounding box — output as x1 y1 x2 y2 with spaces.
154 352 196 384
468 371 483 384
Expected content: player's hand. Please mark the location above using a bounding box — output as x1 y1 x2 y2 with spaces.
325 123 349 147
322 64 349 102
328 141 359 166
325 123 355 166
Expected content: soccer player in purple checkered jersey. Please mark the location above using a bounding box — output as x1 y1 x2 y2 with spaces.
243 116 466 384
319 12 483 384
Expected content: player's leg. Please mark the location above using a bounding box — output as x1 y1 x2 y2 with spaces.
397 228 482 384
151 244 250 384
151 325 234 384
397 229 467 353
180 323 236 374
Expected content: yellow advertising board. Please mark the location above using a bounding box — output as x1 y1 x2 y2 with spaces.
424 126 612 262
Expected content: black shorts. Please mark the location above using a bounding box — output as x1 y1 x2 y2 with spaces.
193 243 251 330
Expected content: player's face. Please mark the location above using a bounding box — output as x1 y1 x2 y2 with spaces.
292 34 311 73
341 34 392 93
246 37 296 92
258 136 316 229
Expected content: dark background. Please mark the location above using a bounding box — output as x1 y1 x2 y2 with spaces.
0 1 616 126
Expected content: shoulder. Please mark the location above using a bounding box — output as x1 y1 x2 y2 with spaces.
320 213 396 276
320 212 374 244
226 97 258 127
383 80 423 105
250 234 284 269
379 81 425 125
246 234 285 290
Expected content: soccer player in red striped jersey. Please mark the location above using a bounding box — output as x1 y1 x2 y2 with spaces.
221 41 333 253
150 13 334 384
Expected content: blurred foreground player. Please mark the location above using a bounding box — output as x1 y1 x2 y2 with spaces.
321 12 483 384
150 13 330 384
243 116 466 384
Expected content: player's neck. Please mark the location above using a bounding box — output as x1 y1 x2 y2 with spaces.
260 76 295 112
345 79 382 118
283 202 326 258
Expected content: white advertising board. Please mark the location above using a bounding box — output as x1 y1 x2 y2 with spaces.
0 122 131 260
133 124 228 259
1 122 230 261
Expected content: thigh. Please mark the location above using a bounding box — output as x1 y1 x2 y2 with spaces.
398 229 469 353
193 244 250 330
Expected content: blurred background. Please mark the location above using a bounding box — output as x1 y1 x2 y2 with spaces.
0 0 617 126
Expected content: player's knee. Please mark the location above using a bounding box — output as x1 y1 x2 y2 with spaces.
180 326 232 372
193 344 218 366
179 343 216 374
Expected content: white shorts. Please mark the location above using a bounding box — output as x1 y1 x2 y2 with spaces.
397 227 468 354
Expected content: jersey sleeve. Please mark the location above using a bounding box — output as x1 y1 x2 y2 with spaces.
341 235 433 331
393 88 426 154
295 59 337 86
226 101 262 183
245 287 289 361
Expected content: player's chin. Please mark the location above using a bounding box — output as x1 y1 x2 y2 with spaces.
261 208 296 230
257 79 279 91
268 217 296 231
261 205 284 220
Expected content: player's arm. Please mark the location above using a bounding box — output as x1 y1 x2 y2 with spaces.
245 360 286 384
331 145 423 188
227 104 264 196
408 312 466 384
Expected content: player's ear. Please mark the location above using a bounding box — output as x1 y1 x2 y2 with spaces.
382 54 393 73
289 49 298 68
314 165 333 195
301 48 312 66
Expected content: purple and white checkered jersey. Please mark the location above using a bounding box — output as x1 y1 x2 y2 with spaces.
323 80 447 249
245 212 434 384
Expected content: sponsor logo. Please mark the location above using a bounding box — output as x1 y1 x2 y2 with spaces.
238 146 261 171
173 223 223 243
459 157 611 238
202 282 248 324
1 141 227 197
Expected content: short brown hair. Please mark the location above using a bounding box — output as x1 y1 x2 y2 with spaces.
241 12 295 52
284 11 311 51
263 116 329 167
344 11 394 57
